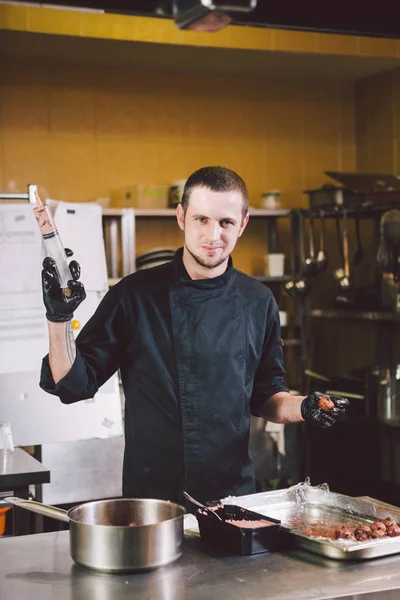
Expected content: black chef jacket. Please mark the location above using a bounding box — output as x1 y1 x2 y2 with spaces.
40 248 289 504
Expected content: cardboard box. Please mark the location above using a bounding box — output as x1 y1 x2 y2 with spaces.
110 185 169 209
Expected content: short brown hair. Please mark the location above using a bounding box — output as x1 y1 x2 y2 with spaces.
181 166 249 218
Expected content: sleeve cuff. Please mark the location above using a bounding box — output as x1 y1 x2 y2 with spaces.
250 381 290 416
40 352 91 402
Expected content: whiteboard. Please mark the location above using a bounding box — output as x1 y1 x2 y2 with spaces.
0 201 122 445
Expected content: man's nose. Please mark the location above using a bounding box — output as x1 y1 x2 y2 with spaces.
206 221 221 241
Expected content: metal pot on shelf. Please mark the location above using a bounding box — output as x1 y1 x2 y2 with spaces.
367 365 400 426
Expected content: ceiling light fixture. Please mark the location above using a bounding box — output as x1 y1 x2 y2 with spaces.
173 0 258 32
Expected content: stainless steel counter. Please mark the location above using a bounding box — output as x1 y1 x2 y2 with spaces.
0 448 50 535
2 531 400 600
0 448 50 489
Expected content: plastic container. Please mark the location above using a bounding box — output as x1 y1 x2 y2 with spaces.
169 179 187 208
279 311 288 327
264 253 285 277
196 504 281 555
110 185 169 209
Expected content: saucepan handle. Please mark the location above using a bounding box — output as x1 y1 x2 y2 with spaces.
5 496 70 523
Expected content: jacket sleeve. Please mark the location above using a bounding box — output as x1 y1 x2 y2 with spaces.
40 283 126 404
250 300 290 416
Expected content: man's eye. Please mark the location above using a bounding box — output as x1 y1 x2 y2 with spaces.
197 217 207 223
221 220 233 226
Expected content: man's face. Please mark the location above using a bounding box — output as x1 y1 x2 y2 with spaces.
176 187 249 272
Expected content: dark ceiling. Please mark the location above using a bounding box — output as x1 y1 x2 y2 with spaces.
6 0 400 38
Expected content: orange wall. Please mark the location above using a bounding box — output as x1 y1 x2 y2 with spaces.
0 58 355 208
0 56 356 278
356 68 400 173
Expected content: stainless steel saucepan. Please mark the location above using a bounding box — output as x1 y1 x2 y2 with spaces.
6 496 185 573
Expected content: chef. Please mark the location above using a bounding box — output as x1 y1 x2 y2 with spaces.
40 166 348 504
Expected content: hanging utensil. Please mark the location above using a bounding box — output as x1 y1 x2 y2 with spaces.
333 211 345 280
294 211 311 297
353 212 364 266
338 208 352 293
182 491 224 521
285 210 300 297
302 213 319 278
316 210 328 273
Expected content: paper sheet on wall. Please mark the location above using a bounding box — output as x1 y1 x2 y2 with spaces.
0 204 48 374
0 200 123 443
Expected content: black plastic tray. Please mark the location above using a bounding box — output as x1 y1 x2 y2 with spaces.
196 504 281 555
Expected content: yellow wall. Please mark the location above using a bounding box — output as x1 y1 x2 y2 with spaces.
0 57 355 275
0 58 355 207
355 67 400 173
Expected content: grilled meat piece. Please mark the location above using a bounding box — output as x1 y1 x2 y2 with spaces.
387 524 400 537
383 517 397 528
334 525 354 540
370 521 387 538
317 395 335 412
354 525 372 541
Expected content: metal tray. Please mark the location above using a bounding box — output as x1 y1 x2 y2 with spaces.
220 484 400 561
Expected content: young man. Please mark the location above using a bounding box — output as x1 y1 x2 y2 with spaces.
40 166 348 504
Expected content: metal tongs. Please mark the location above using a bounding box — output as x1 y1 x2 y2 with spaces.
183 491 224 521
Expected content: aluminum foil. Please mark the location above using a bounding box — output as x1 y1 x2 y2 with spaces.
221 479 400 560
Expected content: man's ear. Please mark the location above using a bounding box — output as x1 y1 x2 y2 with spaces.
238 212 249 238
176 203 185 231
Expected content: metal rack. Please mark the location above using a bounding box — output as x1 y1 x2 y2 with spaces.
101 207 291 283
307 308 400 322
0 192 30 202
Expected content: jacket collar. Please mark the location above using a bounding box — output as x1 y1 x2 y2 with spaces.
172 247 234 289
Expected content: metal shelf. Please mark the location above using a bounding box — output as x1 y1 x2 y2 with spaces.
304 205 400 218
249 209 291 218
108 277 121 286
102 207 291 279
306 308 400 322
283 338 302 347
254 275 291 283
102 208 291 218
128 209 175 217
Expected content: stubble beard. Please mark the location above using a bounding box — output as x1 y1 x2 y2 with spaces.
185 243 228 270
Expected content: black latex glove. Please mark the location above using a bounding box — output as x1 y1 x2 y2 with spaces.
301 391 349 428
42 248 86 323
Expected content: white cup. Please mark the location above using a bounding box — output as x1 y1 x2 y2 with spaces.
279 311 288 327
264 253 285 277
0 422 14 453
